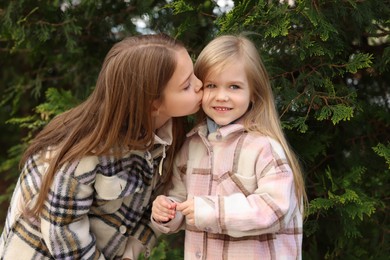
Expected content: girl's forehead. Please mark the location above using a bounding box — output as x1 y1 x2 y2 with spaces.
205 62 228 78
205 58 243 79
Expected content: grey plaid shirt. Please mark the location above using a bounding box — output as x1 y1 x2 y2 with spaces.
0 121 173 260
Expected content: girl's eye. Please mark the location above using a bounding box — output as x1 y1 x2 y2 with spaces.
183 84 191 90
230 85 240 90
205 84 216 89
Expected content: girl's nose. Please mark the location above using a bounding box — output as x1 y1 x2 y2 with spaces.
216 89 229 101
194 76 203 92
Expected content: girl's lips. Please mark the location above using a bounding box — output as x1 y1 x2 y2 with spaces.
213 106 232 111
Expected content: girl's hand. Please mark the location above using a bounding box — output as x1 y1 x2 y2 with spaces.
152 195 176 222
176 199 195 226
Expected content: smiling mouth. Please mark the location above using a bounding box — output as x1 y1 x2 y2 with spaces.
213 106 232 111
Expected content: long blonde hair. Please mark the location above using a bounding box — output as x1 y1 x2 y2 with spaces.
22 34 187 216
194 34 307 210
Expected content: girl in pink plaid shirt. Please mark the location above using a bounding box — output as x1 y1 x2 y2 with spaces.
152 34 307 260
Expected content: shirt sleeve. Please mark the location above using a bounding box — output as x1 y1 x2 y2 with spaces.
40 160 105 259
151 143 189 233
151 203 185 234
194 139 300 238
167 142 189 202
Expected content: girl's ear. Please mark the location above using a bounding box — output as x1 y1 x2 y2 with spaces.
151 100 160 117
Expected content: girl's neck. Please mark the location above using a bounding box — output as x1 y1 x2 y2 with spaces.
154 115 170 131
206 115 244 133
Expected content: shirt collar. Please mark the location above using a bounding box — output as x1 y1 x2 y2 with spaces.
188 118 245 139
206 117 220 134
154 119 173 146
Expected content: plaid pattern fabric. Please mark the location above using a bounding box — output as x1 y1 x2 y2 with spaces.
0 122 173 260
157 122 303 260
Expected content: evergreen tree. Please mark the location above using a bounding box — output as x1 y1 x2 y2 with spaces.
0 0 389 258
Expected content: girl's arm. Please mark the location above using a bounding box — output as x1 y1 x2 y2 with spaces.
40 159 105 259
151 143 189 233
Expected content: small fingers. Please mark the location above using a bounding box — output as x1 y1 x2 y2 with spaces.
176 199 193 214
176 201 187 212
152 196 177 222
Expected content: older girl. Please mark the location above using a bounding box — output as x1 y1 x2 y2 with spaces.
152 35 307 260
0 34 203 260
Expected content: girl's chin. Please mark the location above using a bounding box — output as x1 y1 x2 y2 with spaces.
212 120 231 126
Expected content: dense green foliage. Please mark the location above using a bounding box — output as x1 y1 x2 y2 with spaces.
0 0 389 259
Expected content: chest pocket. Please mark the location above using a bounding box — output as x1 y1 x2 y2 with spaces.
93 168 147 214
93 197 124 214
92 173 127 214
186 160 211 196
217 133 258 196
95 172 128 199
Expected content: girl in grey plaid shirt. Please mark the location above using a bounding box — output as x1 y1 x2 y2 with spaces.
0 33 203 260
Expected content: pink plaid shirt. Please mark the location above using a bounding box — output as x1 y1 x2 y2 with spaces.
153 122 302 260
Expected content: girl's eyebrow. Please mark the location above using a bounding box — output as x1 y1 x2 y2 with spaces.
204 79 245 85
203 79 215 84
229 81 245 85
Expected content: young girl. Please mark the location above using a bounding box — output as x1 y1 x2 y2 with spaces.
0 34 203 260
152 35 307 259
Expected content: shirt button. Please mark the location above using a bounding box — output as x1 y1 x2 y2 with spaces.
119 225 127 234
195 251 202 258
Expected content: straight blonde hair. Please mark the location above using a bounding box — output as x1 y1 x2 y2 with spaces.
21 34 188 216
194 34 308 210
